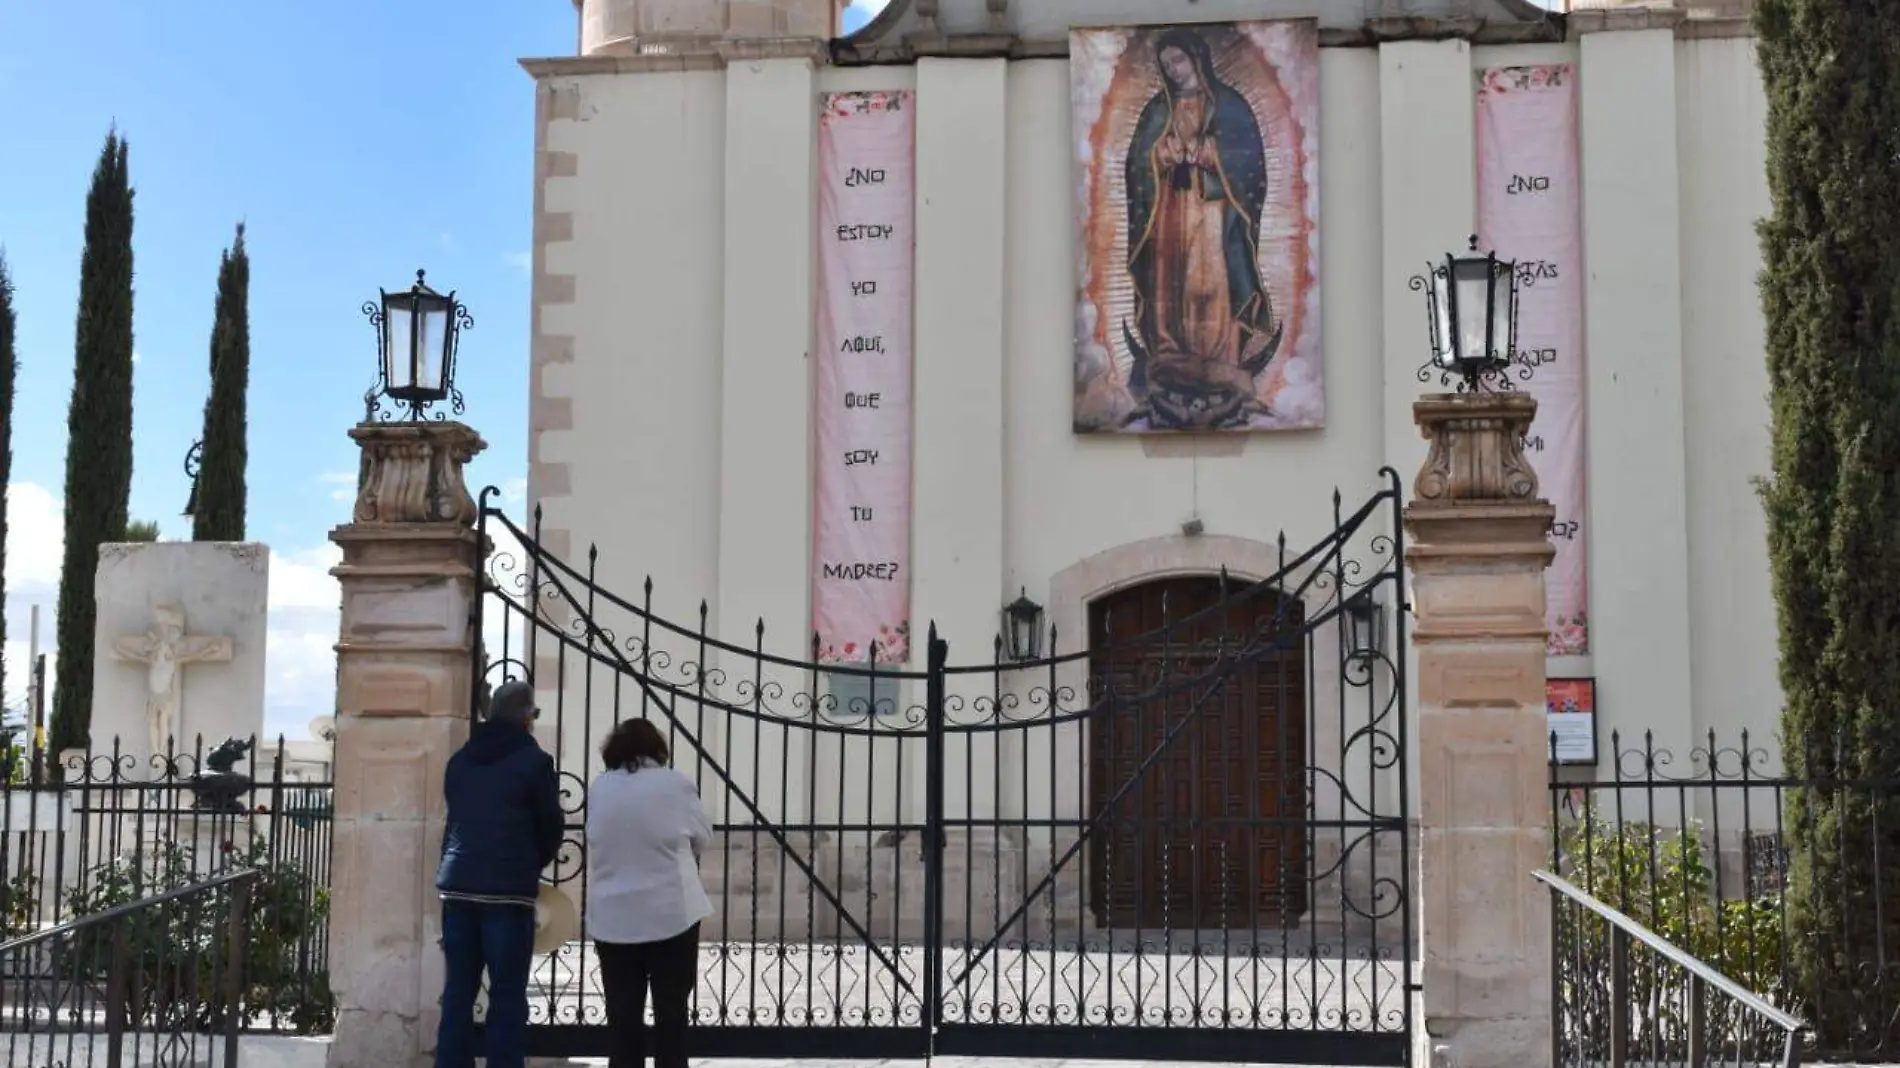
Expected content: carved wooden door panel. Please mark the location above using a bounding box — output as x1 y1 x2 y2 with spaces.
1087 577 1308 930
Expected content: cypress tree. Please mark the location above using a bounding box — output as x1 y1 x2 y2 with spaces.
0 255 16 717
50 131 135 755
1756 0 1900 1048
191 224 248 542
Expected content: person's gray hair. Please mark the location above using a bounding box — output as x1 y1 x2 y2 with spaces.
487 680 537 728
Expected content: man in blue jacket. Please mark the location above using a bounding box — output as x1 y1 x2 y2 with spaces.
434 680 563 1068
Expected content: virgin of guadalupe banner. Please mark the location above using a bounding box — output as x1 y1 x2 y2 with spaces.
1071 19 1323 434
812 91 915 665
1477 65 1589 655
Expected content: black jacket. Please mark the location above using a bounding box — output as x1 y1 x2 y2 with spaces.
435 721 563 900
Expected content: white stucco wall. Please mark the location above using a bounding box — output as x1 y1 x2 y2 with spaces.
522 28 1780 814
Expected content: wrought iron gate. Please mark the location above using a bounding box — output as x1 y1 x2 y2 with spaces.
471 473 1414 1065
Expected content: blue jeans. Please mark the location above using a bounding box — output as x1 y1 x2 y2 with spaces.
435 899 536 1068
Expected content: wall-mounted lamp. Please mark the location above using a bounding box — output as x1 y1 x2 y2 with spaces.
1345 590 1385 663
1003 588 1045 663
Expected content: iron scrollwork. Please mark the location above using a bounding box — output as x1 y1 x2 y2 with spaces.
182 438 204 517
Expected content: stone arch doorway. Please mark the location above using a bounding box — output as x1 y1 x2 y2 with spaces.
1086 574 1309 930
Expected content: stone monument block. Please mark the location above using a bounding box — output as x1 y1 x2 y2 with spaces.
89 542 270 767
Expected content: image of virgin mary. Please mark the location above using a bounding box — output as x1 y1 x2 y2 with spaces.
1121 28 1284 430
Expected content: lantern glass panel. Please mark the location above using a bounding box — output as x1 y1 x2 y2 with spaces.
416 303 448 392
382 297 414 392
1489 260 1517 362
1450 254 1495 363
1429 268 1454 369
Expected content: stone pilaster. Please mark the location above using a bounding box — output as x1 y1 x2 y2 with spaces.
1403 392 1555 1068
326 420 487 1068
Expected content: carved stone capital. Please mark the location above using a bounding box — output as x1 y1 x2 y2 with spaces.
346 421 488 527
1411 392 1542 505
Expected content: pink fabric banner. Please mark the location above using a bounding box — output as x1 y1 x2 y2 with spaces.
1477 65 1589 655
812 91 916 665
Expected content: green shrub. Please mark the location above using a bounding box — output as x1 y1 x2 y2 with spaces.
1554 816 1787 1057
61 837 333 1034
0 867 39 938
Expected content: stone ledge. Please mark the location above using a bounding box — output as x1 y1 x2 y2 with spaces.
1674 13 1752 39
1567 5 1690 36
521 34 827 76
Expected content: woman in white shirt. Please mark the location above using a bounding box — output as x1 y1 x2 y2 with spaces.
586 718 713 1068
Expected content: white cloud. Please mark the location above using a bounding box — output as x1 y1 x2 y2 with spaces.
505 251 531 276
2 637 52 723
5 481 63 595
317 471 356 503
500 477 526 505
131 348 142 365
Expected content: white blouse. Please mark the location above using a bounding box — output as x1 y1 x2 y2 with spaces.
584 762 715 944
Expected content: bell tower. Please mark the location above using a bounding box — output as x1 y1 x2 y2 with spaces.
576 0 836 55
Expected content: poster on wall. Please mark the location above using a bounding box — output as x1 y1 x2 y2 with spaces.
1546 677 1598 767
1476 65 1589 655
1070 19 1323 434
812 91 915 665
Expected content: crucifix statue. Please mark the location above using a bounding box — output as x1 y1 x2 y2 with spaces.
112 605 235 756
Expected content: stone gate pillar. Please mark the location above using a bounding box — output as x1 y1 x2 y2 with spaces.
1403 393 1556 1068
326 420 487 1068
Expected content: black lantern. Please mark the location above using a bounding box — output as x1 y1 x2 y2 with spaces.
1412 235 1522 393
1344 590 1384 662
362 269 472 421
1003 588 1045 663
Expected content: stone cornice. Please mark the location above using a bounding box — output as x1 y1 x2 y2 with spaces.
521 35 827 77
832 17 1565 64
1563 4 1752 39
1567 5 1687 36
530 2 1751 76
1675 14 1752 40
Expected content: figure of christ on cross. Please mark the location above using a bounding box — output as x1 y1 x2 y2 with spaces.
112 605 235 758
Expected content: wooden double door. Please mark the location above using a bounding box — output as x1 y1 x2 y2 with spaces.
1086 576 1309 930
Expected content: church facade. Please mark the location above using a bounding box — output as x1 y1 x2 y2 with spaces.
479 0 1779 1055
518 0 1773 787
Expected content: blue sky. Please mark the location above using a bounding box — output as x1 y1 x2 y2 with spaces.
0 1 574 739
0 0 892 742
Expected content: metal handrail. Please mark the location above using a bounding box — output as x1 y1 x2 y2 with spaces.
1535 869 1805 1068
0 866 258 1068
0 867 260 953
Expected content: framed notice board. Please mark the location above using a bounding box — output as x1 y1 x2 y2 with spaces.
1546 677 1598 767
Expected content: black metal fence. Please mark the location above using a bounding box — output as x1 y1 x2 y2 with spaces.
0 736 334 1035
0 869 259 1068
1549 730 1900 1062
474 476 1415 1065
